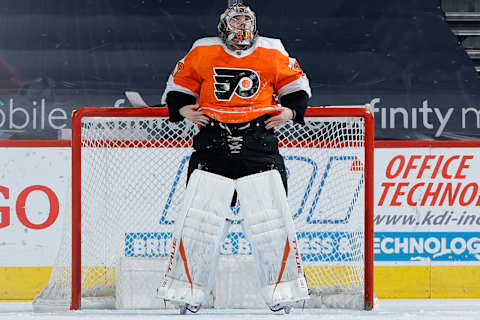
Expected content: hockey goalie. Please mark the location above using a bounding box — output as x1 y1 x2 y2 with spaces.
156 2 312 314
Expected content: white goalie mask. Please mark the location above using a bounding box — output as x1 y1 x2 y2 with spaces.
218 4 258 51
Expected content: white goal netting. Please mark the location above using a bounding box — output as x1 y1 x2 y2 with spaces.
33 107 373 311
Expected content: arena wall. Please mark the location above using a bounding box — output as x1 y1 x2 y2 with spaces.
0 140 479 300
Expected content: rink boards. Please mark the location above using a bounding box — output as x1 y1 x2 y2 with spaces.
0 141 479 300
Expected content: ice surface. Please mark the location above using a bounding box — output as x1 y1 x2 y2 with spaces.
1 299 480 320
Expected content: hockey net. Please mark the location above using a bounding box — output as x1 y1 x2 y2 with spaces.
33 106 374 311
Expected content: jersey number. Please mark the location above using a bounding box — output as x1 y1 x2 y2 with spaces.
213 68 260 101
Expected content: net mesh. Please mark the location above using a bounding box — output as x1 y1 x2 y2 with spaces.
34 111 368 310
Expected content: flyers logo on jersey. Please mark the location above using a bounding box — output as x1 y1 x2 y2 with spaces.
213 68 260 101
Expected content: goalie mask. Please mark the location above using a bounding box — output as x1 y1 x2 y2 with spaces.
218 4 258 51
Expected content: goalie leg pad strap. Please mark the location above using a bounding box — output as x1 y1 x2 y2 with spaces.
236 170 309 306
158 169 235 306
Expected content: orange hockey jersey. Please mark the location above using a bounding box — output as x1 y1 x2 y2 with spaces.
161 36 311 123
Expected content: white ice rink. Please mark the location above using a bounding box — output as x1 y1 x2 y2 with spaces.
0 300 479 320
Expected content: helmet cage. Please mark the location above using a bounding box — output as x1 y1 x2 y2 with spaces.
218 4 258 51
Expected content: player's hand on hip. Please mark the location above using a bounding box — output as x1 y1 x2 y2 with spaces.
179 104 210 126
265 106 293 130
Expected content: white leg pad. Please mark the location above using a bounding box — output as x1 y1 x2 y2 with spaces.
157 170 235 306
236 170 309 307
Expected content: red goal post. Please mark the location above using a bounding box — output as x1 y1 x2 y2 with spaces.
47 106 374 311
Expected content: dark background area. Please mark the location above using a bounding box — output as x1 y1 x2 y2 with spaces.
0 0 479 139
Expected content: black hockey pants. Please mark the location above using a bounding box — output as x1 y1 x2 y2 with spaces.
186 115 288 205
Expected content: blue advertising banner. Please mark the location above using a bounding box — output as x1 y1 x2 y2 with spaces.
125 231 480 263
124 231 365 263
374 232 480 262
